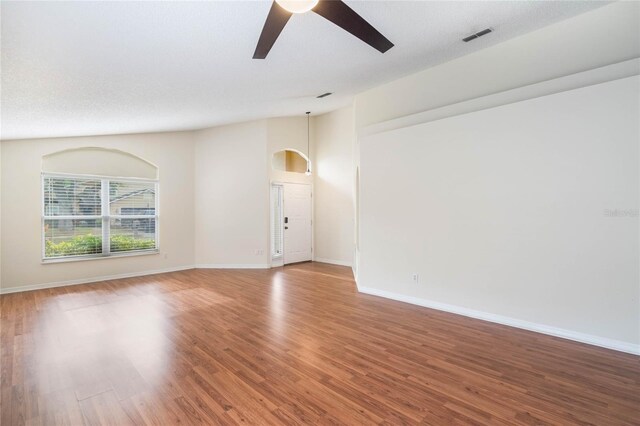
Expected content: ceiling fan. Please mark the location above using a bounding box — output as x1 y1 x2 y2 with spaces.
253 0 394 59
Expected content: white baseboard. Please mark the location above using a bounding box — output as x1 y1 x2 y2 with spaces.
8 269 634 355
0 265 196 295
0 264 275 294
195 264 270 269
357 286 640 356
313 258 352 267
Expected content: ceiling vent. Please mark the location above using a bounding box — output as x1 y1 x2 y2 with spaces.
316 92 332 99
462 28 492 42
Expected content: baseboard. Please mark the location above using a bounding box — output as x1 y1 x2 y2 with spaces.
7 269 634 355
357 286 639 356
0 265 196 295
313 258 352 267
0 264 274 294
195 264 270 269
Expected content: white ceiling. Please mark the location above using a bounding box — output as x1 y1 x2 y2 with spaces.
1 1 608 140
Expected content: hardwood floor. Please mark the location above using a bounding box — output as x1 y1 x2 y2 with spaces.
1 262 638 425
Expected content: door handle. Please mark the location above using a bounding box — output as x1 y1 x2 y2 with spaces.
284 217 289 224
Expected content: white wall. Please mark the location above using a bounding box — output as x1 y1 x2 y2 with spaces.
194 120 270 267
359 76 640 351
355 1 640 131
347 1 640 353
0 131 196 292
313 106 355 266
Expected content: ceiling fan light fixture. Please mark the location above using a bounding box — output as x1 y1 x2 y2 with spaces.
275 0 319 14
255 0 393 59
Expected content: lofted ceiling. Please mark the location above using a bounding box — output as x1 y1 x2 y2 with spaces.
1 1 607 140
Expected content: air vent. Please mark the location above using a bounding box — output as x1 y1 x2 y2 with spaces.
316 92 332 99
462 28 492 42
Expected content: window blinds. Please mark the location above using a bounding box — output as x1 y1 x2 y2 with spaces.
43 175 158 260
44 177 103 257
109 181 157 253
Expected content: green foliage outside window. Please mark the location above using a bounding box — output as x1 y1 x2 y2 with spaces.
110 235 156 252
45 234 155 257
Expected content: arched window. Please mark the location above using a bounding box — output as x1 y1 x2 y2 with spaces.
41 148 159 261
271 149 309 174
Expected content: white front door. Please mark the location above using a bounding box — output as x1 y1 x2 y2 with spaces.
283 183 312 264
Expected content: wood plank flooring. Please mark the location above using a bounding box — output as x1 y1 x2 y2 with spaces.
1 262 639 425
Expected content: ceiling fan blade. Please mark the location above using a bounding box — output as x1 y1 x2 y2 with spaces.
312 0 393 53
253 2 293 59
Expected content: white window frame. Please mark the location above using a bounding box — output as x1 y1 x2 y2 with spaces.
41 172 160 263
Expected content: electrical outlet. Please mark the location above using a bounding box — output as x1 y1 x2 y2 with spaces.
412 273 419 284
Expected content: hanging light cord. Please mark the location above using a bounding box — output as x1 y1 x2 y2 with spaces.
306 111 310 158
306 111 311 174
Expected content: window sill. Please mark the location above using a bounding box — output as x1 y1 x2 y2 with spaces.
42 249 159 264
